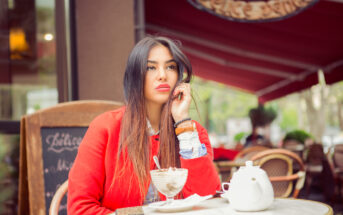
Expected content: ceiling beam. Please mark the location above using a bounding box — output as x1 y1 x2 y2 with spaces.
184 46 321 98
325 0 343 3
256 59 343 96
146 24 340 98
255 69 317 96
146 24 320 70
323 59 343 73
183 47 297 78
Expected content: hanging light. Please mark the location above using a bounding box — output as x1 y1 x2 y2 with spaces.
44 33 54 41
9 28 30 59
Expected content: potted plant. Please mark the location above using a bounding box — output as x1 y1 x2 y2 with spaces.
283 129 313 144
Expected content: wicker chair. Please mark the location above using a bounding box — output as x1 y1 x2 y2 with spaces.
227 146 270 180
332 144 343 175
49 180 68 215
304 143 325 196
282 139 305 160
327 144 343 201
251 149 306 198
234 145 270 162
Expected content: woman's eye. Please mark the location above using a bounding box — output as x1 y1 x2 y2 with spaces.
147 66 156 71
167 65 177 70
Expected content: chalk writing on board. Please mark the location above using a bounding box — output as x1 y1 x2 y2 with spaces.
45 132 83 153
41 127 88 215
44 158 74 173
59 203 67 212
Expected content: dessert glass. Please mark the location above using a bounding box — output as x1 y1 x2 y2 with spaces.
150 168 188 204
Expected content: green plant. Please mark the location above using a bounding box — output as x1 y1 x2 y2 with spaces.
234 132 248 143
0 135 19 214
283 129 313 144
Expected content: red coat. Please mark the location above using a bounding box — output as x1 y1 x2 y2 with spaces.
67 107 221 214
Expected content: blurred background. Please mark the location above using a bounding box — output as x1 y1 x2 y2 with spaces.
0 0 343 214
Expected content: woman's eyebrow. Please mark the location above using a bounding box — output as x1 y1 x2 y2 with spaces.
166 59 176 64
147 59 176 64
147 60 157 64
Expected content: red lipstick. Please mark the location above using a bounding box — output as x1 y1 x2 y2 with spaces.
155 84 170 92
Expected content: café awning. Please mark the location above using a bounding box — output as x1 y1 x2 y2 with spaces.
145 0 343 103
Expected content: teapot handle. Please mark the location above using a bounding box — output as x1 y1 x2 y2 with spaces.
221 182 230 192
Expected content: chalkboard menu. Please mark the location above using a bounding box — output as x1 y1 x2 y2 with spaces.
41 127 87 215
18 100 122 215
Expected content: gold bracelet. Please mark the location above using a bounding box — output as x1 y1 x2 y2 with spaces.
175 123 195 135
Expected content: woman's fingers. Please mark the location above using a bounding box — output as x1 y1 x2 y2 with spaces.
171 83 192 121
173 83 190 99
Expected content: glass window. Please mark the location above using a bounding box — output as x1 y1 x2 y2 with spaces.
0 1 58 214
0 0 58 121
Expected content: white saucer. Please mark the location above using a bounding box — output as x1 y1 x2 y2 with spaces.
148 200 195 212
148 194 213 213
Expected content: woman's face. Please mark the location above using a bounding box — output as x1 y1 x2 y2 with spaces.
144 45 178 106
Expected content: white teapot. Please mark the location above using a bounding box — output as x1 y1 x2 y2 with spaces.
224 160 274 211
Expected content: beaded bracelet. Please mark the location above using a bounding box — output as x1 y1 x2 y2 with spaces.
174 117 191 127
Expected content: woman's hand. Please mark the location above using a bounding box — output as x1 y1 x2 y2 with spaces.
171 83 191 123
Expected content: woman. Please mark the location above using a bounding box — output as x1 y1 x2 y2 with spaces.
67 36 221 214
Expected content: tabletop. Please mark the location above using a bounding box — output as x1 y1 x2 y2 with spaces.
116 197 333 215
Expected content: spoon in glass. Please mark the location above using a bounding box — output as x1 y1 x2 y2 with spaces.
153 155 161 170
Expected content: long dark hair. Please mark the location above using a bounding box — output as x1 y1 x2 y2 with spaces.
115 36 192 201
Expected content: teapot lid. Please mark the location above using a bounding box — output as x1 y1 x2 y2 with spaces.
232 160 263 180
241 160 258 170
246 160 254 167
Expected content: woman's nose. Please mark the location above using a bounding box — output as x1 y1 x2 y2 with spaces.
157 67 167 80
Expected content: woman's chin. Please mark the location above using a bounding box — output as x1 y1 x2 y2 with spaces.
145 99 169 107
149 96 171 105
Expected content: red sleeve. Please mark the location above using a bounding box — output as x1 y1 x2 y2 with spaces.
67 114 114 215
180 121 221 197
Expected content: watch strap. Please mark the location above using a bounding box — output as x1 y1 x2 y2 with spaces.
175 123 195 135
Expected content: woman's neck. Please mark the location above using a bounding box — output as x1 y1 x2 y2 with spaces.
146 102 162 132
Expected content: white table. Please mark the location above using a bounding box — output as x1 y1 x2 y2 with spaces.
142 198 333 215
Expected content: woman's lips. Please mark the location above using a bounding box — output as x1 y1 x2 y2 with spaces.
156 84 170 92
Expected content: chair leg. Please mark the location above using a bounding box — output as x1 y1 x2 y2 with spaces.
339 178 343 203
293 189 300 198
305 173 312 197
